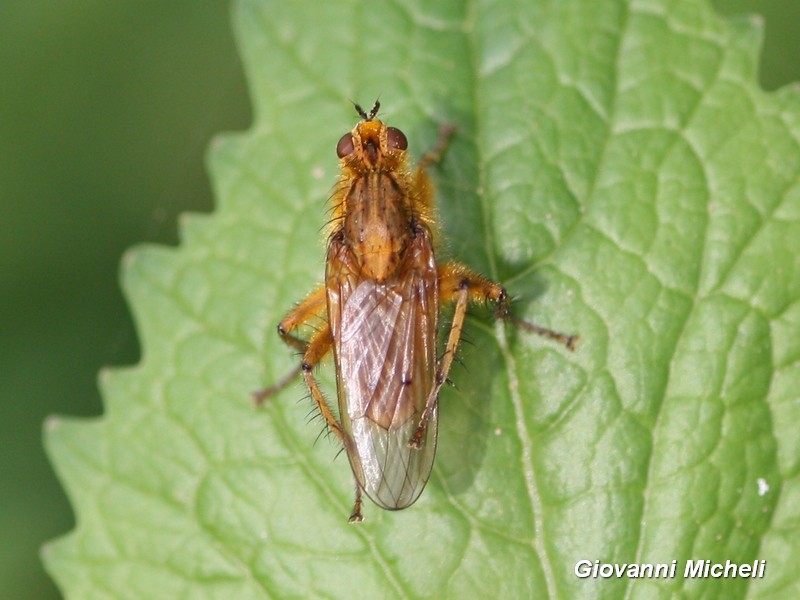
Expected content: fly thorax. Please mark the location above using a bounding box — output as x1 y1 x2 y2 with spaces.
344 173 411 282
348 218 410 282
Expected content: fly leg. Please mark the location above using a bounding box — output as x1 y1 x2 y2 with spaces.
256 316 347 446
500 309 579 350
299 325 365 524
417 123 456 171
411 124 456 217
349 483 364 524
253 287 341 442
256 289 364 523
408 274 470 449
438 262 578 350
253 285 327 405
408 263 578 448
297 323 342 441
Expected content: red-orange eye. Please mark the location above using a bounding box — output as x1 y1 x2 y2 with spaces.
336 133 355 158
386 127 407 150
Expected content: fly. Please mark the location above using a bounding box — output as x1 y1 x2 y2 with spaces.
255 101 577 522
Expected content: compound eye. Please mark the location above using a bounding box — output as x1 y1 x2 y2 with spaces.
336 133 355 158
386 127 408 151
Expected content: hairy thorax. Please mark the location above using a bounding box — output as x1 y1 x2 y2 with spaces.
343 172 412 282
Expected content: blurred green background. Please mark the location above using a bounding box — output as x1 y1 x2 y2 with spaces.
0 1 796 597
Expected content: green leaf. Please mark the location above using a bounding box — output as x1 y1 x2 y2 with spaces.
44 0 800 598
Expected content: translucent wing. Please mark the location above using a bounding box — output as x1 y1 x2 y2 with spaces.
326 228 439 509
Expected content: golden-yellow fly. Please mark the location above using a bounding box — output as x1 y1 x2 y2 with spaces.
255 101 577 522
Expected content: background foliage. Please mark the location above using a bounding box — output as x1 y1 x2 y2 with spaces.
1 0 799 598
1 2 250 598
